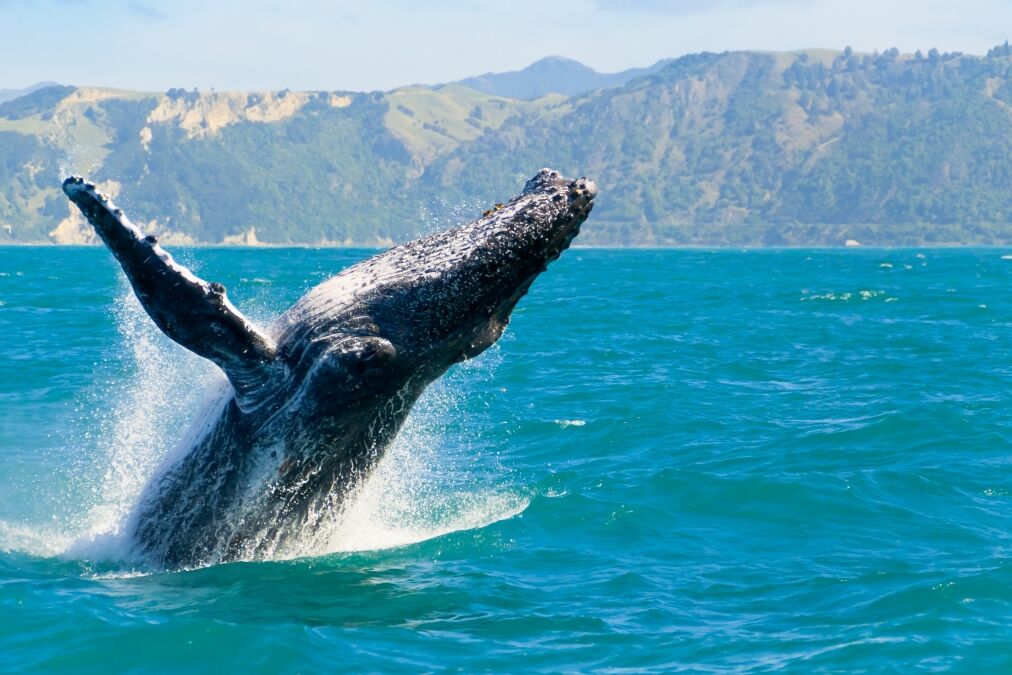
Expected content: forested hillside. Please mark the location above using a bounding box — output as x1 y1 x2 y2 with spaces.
3 45 1012 246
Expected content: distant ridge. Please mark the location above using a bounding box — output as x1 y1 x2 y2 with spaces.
452 55 672 99
0 82 62 105
4 46 1012 246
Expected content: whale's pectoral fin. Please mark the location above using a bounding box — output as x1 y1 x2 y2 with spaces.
63 177 279 407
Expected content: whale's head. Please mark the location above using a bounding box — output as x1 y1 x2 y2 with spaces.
366 168 594 369
278 169 596 407
393 168 596 368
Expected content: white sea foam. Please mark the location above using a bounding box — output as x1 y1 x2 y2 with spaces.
554 419 587 428
64 282 221 561
0 520 74 557
800 289 888 302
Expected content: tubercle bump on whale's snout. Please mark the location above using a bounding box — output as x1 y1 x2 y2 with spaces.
523 168 595 194
578 179 598 200
567 177 597 212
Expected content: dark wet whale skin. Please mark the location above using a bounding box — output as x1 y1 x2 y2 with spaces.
63 169 596 568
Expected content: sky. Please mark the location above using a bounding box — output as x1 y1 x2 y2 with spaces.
2 0 1011 92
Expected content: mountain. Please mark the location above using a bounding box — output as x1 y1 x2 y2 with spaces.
3 46 1012 246
0 81 62 104
452 56 672 100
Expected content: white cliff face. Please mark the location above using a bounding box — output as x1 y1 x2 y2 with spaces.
221 227 263 246
143 90 312 141
48 214 96 245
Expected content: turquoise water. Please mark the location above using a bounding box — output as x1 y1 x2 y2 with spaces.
2 247 1012 671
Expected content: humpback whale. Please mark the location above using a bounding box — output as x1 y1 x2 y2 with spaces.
63 169 596 568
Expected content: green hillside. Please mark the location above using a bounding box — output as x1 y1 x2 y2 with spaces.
3 46 1012 246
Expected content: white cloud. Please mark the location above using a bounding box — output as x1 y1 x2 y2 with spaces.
0 0 1009 91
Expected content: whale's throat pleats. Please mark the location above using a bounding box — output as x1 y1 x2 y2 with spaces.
63 177 280 410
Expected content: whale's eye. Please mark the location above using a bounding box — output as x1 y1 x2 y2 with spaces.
358 338 396 364
307 336 400 400
329 336 397 378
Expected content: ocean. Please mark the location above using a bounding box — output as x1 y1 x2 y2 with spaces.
2 247 1011 671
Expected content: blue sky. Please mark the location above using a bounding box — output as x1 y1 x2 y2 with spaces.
2 0 1011 91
